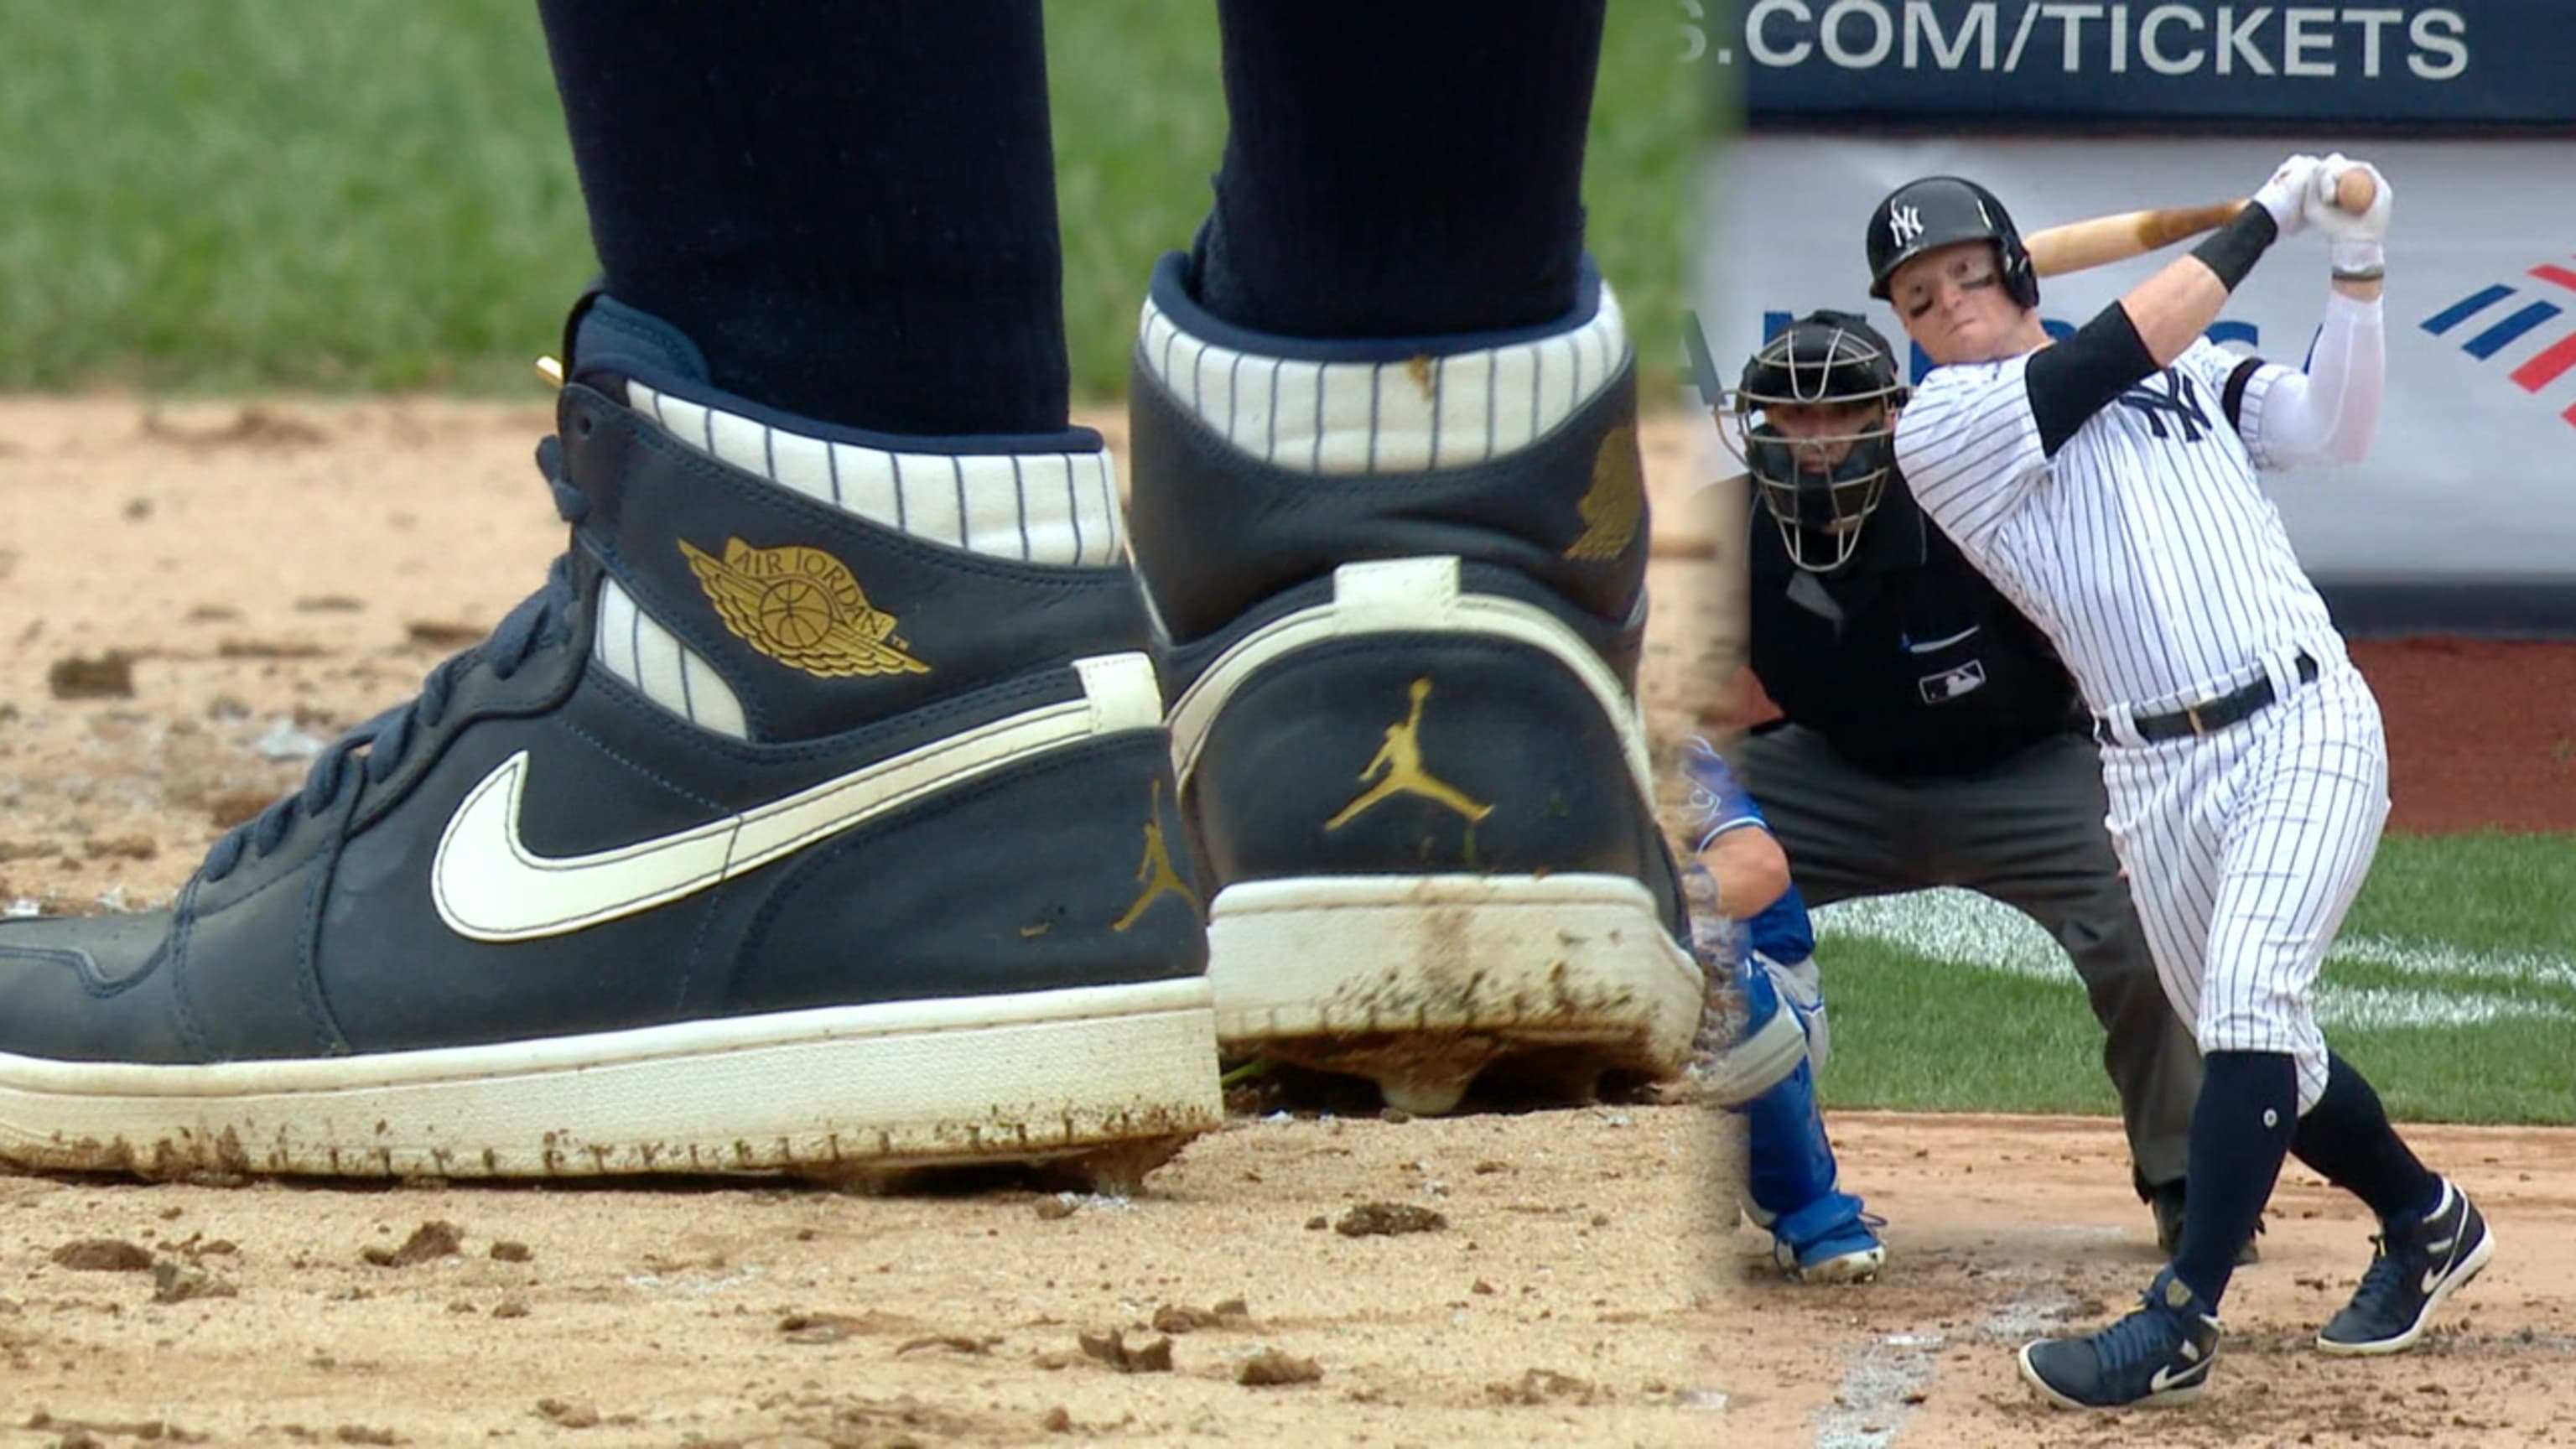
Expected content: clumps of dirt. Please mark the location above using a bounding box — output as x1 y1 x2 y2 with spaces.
1235 1348 1324 1387
216 640 326 661
776 1310 917 1344
140 405 329 452
293 596 366 615
82 835 157 862
153 1260 238 1305
896 1334 1000 1357
1334 1202 1447 1238
331 1426 398 1446
1150 1296 1249 1334
205 789 277 831
49 1239 153 1272
487 1240 532 1264
533 1400 599 1430
22 1412 205 1445
1486 1368 1600 1405
402 621 485 651
1076 1328 1173 1373
48 654 135 700
361 1221 463 1269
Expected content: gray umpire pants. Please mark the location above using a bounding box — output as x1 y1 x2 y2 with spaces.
1735 723 2197 1194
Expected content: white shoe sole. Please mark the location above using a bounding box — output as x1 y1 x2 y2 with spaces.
2018 1343 2210 1410
1207 873 1703 1113
0 977 1220 1182
1792 1244 1886 1284
2314 1221 2498 1356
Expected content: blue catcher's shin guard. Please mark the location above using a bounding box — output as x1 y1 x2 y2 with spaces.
1732 958 1884 1283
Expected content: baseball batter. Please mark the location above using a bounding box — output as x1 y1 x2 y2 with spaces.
1867 157 2495 1410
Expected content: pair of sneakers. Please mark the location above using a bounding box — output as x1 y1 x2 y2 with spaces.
2022 1178 2496 1410
0 257 1704 1187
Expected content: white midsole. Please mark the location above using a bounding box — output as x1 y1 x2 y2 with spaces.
1206 874 1701 1065
0 978 1220 1176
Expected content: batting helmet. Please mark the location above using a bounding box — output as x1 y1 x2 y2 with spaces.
1865 175 2039 309
1718 310 1908 574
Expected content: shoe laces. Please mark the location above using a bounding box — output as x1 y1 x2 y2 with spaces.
2346 1230 2412 1311
199 441 591 883
2093 1295 2192 1374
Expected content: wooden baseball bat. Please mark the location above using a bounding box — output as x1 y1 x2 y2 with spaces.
2024 169 2379 278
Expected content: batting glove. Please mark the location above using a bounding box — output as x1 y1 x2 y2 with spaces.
2252 153 2323 239
2306 153 2392 274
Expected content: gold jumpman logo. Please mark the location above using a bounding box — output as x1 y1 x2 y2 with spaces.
1324 678 1494 831
1111 780 1200 932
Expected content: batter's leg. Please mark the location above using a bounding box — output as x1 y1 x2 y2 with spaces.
1731 724 1919 908
1930 734 2199 1197
2174 665 2396 1311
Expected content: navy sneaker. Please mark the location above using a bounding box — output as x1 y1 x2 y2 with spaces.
0 292 1221 1184
2020 1269 2223 1410
1124 253 1702 1114
2317 1177 2496 1355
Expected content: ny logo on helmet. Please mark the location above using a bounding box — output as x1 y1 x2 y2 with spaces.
1888 205 1923 247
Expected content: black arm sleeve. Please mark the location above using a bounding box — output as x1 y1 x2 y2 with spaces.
2022 302 2158 456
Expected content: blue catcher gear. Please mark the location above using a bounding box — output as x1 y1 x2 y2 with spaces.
1685 847 1884 1283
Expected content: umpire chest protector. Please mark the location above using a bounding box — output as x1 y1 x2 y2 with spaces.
1744 484 2083 779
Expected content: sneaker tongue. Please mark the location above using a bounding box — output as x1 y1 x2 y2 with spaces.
567 294 712 391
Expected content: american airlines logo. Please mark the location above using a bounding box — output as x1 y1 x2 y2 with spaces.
2423 253 2576 431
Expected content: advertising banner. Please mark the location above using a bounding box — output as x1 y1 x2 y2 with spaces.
1685 135 2576 598
1701 0 2575 130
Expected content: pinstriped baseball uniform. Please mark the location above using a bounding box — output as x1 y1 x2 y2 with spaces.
1894 337 2389 1114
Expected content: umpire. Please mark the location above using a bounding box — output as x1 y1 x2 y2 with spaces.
1718 309 2221 1254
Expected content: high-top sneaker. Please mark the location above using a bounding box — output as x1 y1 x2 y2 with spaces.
0 293 1221 1184
1124 253 1702 1114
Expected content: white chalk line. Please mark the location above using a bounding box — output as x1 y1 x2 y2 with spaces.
1811 889 2576 1030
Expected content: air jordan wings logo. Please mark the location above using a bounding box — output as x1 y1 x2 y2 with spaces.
1111 780 1200 932
1324 678 1493 831
681 537 929 678
1565 424 1644 561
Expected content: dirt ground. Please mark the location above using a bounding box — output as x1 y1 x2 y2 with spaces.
1 397 2569 1446
1711 1114 2576 1449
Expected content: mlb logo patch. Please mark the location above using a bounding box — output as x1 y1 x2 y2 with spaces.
1918 660 1987 704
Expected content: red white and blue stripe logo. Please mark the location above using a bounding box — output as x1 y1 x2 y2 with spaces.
2423 255 2576 430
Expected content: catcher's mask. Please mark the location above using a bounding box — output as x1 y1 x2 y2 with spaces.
1717 310 1909 574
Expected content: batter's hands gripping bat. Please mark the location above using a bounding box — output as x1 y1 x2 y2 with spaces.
2024 170 2379 278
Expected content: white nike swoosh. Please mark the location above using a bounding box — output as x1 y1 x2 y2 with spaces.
433 653 1161 943
1903 625 1980 654
2148 1362 2203 1394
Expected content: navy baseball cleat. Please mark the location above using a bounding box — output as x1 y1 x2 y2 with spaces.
2020 1268 2223 1410
0 292 1223 1185
1123 252 1703 1114
2316 1177 2496 1354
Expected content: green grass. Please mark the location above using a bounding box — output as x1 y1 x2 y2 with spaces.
0 1 1697 400
1809 832 2576 1127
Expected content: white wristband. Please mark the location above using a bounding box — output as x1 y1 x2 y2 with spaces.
2331 239 2386 278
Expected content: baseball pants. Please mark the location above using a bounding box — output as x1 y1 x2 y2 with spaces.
2099 657 2389 1115
1736 724 2200 1190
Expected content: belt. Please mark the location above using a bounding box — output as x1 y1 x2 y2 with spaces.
2094 652 2320 746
